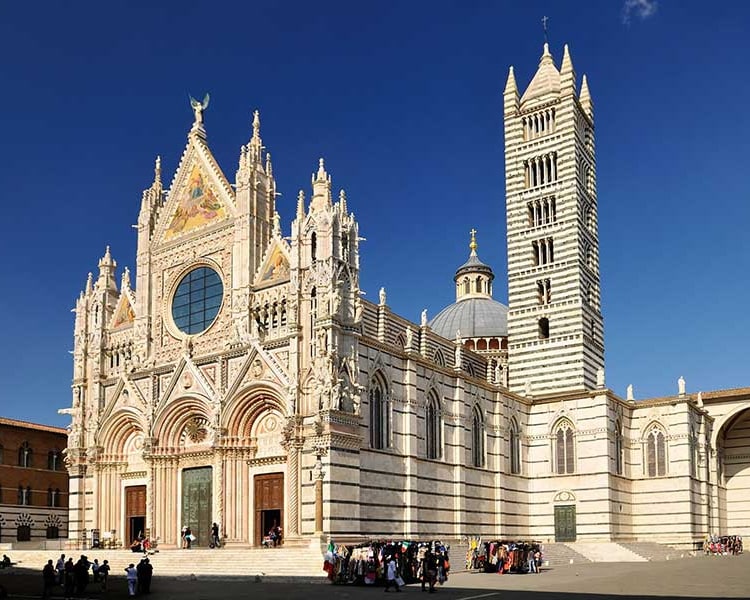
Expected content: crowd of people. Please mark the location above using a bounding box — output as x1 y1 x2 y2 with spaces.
35 553 154 598
323 539 450 590
704 535 743 555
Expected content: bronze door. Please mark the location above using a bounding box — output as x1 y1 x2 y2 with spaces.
125 485 146 544
554 505 577 542
182 467 212 547
254 473 284 545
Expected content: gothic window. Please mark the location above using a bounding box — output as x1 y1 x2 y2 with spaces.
369 376 390 450
18 442 32 468
645 424 668 477
171 266 223 335
538 317 550 339
47 450 62 471
554 420 575 474
432 349 445 367
614 420 624 476
341 234 349 262
689 426 698 478
425 393 442 460
18 485 31 506
510 418 521 475
311 232 317 262
471 406 485 468
466 362 476 378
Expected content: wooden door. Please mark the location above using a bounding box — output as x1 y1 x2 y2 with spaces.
181 467 212 546
254 473 284 545
554 505 577 542
125 485 146 543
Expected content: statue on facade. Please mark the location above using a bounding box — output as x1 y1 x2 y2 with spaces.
379 287 386 306
421 309 428 327
189 93 210 126
678 375 686 396
405 326 414 351
626 384 634 401
596 367 605 388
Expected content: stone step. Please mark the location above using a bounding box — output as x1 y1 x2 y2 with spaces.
539 543 592 566
619 542 682 562
567 542 646 563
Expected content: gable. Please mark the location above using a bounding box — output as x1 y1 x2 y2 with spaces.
110 292 135 329
255 240 290 286
164 163 228 240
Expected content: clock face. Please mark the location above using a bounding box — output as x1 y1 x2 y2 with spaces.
171 266 223 335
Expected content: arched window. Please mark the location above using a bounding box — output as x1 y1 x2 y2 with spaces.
369 377 390 450
432 349 445 367
645 424 667 477
18 442 32 468
689 426 697 478
310 232 317 262
538 317 550 339
18 485 31 506
425 393 442 460
475 277 482 293
47 487 54 507
471 406 485 468
510 418 521 475
614 420 624 475
554 420 575 474
463 278 470 294
48 450 62 471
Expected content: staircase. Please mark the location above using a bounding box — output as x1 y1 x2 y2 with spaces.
539 543 592 566
619 542 681 562
568 542 646 563
3 547 327 581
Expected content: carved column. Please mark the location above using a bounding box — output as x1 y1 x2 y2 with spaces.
286 443 300 537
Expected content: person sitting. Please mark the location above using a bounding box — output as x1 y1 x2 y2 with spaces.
130 539 143 553
0 555 11 568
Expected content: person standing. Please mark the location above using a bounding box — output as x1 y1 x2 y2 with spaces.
181 526 187 549
185 526 193 549
211 522 221 548
42 560 56 599
92 559 100 582
63 558 75 600
125 563 137 596
383 556 400 592
55 554 66 586
140 558 153 593
422 550 437 593
99 560 111 591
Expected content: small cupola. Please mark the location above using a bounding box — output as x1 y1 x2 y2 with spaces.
454 229 494 301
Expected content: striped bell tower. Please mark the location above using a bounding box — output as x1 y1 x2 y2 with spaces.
503 43 604 395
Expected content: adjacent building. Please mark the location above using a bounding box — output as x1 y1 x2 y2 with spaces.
62 43 749 550
0 417 68 545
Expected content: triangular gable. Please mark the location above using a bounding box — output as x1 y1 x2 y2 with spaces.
254 238 291 287
156 356 217 415
110 291 136 329
153 135 235 246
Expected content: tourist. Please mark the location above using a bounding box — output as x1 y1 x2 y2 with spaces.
422 550 437 593
383 556 400 592
92 558 100 582
0 555 10 569
211 522 221 548
140 557 153 593
181 525 188 548
55 554 66 585
99 560 111 591
185 526 193 548
42 560 56 599
527 549 537 573
125 563 138 596
74 555 90 595
63 558 75 600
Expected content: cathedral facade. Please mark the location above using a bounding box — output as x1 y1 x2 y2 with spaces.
64 44 750 550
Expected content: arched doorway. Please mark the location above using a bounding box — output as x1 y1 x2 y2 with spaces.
717 407 750 535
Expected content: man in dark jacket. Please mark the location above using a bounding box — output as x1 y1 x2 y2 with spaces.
42 560 56 599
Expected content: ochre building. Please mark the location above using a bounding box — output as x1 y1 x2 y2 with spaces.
64 43 750 550
0 417 68 545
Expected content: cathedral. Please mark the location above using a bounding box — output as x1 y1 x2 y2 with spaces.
64 43 750 551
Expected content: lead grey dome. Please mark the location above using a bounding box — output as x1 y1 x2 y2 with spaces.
430 297 508 339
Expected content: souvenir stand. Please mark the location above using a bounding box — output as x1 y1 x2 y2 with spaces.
323 539 450 585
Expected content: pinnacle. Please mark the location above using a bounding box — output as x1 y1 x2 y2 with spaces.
504 66 518 96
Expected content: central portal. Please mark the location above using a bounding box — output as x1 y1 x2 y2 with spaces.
254 473 284 545
181 466 212 547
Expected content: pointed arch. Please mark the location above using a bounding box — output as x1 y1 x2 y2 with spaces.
425 390 442 460
509 416 521 475
368 371 390 450
471 404 485 468
432 349 446 367
97 406 148 458
553 418 576 474
222 383 287 442
152 395 213 449
643 421 668 477
614 419 624 476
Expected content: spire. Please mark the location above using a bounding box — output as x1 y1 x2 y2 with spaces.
339 189 347 214
121 266 131 290
469 228 478 255
580 74 593 117
85 272 93 294
560 44 576 94
310 158 332 211
520 43 561 104
296 190 306 220
504 66 518 96
247 109 263 165
97 246 117 290
153 155 162 187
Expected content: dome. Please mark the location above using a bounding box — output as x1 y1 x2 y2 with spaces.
430 297 508 339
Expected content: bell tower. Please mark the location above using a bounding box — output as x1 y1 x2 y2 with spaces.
503 43 604 395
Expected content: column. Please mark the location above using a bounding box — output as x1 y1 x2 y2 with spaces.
286 443 301 538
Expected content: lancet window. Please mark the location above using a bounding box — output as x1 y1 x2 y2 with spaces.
554 420 575 474
527 197 557 227
425 392 442 460
369 376 391 450
510 418 521 475
471 406 485 468
524 153 558 188
522 108 556 140
645 424 668 477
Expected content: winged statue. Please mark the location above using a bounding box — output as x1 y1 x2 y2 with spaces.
189 93 210 125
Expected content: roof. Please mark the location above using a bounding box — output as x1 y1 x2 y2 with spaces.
455 253 494 280
429 297 509 339
0 416 68 435
520 43 560 105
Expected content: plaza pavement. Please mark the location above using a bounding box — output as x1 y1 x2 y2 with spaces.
1 553 747 599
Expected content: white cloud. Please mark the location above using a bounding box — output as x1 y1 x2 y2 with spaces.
622 0 658 24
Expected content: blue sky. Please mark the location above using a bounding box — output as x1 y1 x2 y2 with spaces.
0 0 747 426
